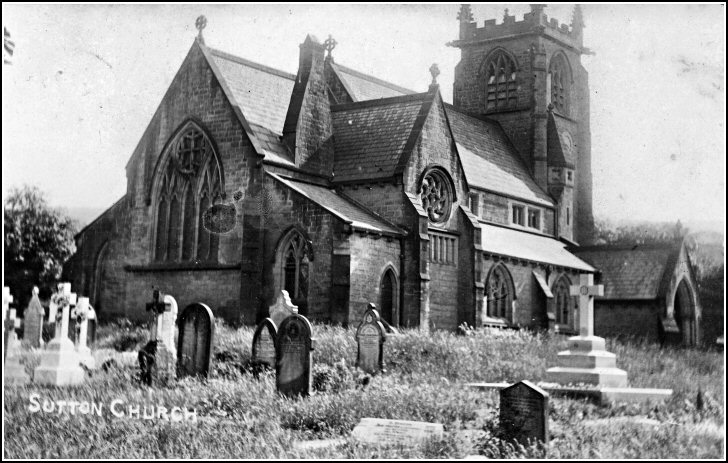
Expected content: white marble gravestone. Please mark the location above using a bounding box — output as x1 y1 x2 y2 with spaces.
269 290 298 328
24 287 45 348
73 297 95 369
4 289 30 385
546 274 628 387
34 283 85 385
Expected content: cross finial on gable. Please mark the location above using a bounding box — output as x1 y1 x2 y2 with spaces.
195 15 207 44
429 63 440 89
323 34 337 60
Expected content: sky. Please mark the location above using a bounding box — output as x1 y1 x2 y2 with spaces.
2 3 725 230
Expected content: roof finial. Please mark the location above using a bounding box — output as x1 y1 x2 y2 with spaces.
429 63 440 90
504 8 509 21
457 4 474 23
323 34 337 61
195 15 207 44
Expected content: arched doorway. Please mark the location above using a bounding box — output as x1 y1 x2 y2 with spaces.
379 269 397 326
674 279 697 346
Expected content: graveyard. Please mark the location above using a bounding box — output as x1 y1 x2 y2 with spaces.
2 286 725 459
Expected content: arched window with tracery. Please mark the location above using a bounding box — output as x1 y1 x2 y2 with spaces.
483 51 518 112
548 53 571 114
552 276 574 326
280 230 311 314
153 123 223 263
486 263 514 320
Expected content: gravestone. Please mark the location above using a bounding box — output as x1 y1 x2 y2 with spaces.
24 287 45 348
34 282 85 386
87 305 97 345
355 303 386 375
4 289 30 385
351 418 444 446
269 290 298 328
72 297 95 369
252 318 277 370
499 380 549 446
546 273 628 387
47 286 60 339
177 302 215 379
138 290 178 386
276 313 314 398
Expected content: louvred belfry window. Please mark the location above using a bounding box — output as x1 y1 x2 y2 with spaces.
484 52 518 112
154 124 223 263
549 53 571 115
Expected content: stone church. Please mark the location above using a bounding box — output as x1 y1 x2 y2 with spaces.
65 5 702 344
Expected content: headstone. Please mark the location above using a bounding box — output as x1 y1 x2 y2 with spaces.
499 380 549 446
4 288 30 385
546 273 628 387
24 287 45 348
34 282 85 386
47 286 59 338
351 418 444 446
252 318 277 370
138 289 178 386
276 313 315 398
269 290 298 328
355 303 386 375
177 302 215 379
87 305 97 345
72 297 95 369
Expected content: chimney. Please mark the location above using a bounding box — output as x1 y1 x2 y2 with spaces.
282 35 334 176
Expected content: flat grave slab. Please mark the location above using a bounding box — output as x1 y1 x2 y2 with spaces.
352 418 444 446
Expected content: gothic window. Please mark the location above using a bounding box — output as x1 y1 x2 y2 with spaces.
553 276 573 326
281 231 310 314
486 264 514 320
484 51 518 112
549 53 571 114
420 168 453 223
153 124 222 263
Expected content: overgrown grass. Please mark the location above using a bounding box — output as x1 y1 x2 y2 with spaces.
4 321 724 458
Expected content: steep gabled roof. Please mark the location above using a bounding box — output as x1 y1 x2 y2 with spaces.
332 92 432 182
329 62 416 102
573 242 683 300
445 105 554 207
268 173 405 236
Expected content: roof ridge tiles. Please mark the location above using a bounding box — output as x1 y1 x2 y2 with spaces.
330 62 416 95
331 92 430 111
207 46 296 80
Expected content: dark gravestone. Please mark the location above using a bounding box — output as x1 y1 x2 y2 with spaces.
355 304 386 375
252 318 277 369
177 303 215 378
275 313 315 398
500 380 549 446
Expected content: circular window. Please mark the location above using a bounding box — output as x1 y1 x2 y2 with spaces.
420 169 452 223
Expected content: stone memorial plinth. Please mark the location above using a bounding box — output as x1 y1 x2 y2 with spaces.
351 418 444 446
355 304 386 375
24 287 45 348
34 283 85 386
546 274 628 388
177 303 215 378
139 290 178 386
269 290 298 328
276 313 314 398
252 318 277 370
499 380 548 446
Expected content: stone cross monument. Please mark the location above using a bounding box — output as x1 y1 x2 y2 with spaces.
546 274 628 387
34 282 85 386
3 289 30 385
138 289 178 386
73 297 96 369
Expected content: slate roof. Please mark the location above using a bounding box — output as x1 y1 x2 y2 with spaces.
445 105 554 207
480 223 595 272
268 173 404 236
574 243 682 300
332 93 430 182
547 112 571 168
329 62 416 102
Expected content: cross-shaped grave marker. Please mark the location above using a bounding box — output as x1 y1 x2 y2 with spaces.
54 282 77 340
4 287 17 362
569 273 604 337
73 297 95 369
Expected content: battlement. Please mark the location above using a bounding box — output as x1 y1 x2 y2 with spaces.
452 5 584 51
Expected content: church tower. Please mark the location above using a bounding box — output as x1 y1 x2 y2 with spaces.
450 4 593 243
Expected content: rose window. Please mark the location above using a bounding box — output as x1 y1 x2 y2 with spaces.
420 170 452 223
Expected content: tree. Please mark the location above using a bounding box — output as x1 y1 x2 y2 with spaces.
4 185 78 309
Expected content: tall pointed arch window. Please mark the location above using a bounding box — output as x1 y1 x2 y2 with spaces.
486 263 514 320
153 124 223 263
484 51 518 112
549 53 571 114
552 276 574 327
280 230 311 314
